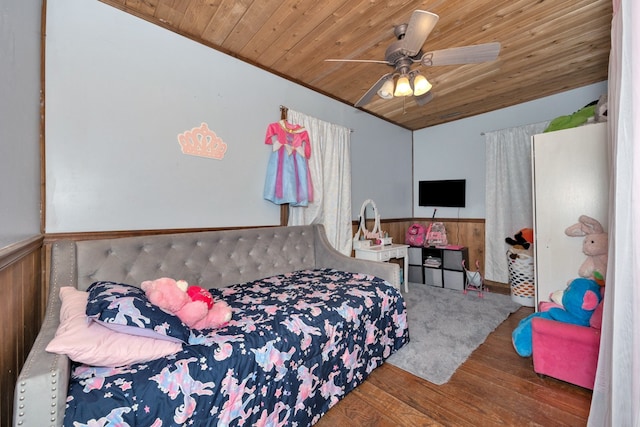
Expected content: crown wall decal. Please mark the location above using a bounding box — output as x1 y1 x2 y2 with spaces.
177 123 227 160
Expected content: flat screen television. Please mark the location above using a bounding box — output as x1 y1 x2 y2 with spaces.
419 179 466 208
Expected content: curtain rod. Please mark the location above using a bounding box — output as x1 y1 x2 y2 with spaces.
481 125 517 135
481 119 551 136
481 124 522 135
279 104 354 133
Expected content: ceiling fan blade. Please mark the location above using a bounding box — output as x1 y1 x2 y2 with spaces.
401 10 439 57
414 91 434 106
421 42 501 66
325 58 391 64
354 73 393 108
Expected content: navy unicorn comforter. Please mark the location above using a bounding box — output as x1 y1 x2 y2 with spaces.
64 269 409 426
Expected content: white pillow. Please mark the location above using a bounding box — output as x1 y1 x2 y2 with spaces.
46 287 182 367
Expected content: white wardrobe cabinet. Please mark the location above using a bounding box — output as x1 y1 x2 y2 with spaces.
531 122 609 308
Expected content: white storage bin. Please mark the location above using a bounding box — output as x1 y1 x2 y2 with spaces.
424 267 443 287
443 269 465 291
408 247 423 265
442 249 464 270
507 249 535 307
408 265 423 283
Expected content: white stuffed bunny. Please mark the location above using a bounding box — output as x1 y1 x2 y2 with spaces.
564 215 608 280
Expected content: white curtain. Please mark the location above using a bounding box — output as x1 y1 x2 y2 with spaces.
484 121 549 283
287 109 352 256
588 0 640 425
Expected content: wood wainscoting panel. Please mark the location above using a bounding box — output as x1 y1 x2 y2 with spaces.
0 236 44 427
353 218 485 270
351 218 509 293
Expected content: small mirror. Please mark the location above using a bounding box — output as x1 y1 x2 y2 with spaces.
355 199 381 241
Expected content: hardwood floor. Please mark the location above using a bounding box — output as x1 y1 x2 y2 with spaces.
316 306 593 426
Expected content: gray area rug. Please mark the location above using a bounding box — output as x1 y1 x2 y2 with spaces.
386 282 521 385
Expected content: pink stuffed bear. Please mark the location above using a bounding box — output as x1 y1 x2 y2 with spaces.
141 277 232 330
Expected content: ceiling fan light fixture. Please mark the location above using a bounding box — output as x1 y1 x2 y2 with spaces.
377 78 395 99
413 73 432 96
394 75 413 97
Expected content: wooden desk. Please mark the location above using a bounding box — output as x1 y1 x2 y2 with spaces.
354 244 409 292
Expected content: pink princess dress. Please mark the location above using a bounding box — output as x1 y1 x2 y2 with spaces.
263 120 313 206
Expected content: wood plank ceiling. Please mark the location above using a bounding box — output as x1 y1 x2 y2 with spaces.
99 0 612 131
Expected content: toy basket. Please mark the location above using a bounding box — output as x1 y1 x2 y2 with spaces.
507 249 535 307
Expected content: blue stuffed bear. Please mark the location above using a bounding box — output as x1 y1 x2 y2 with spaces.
512 277 602 357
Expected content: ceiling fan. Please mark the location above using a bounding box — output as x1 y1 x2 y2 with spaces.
326 10 501 107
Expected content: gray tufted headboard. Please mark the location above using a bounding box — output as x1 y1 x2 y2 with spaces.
14 224 398 427
74 226 319 290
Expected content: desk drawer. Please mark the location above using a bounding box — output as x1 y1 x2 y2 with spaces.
390 248 406 258
379 251 391 261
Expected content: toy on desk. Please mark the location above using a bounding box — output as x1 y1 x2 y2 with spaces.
375 231 393 246
462 259 488 297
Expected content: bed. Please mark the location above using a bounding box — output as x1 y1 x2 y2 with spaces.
14 225 408 426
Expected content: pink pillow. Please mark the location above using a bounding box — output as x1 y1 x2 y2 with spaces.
590 300 604 330
46 287 182 367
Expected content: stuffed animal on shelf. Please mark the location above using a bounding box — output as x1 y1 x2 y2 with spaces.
511 277 602 357
594 93 608 123
565 215 608 282
141 277 232 330
506 228 534 250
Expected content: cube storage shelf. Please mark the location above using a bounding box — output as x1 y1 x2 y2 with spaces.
407 246 469 290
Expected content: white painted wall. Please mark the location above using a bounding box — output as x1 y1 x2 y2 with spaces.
413 81 608 219
41 0 610 234
0 0 42 248
45 0 412 233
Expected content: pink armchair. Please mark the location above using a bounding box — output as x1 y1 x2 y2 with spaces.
531 299 603 390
